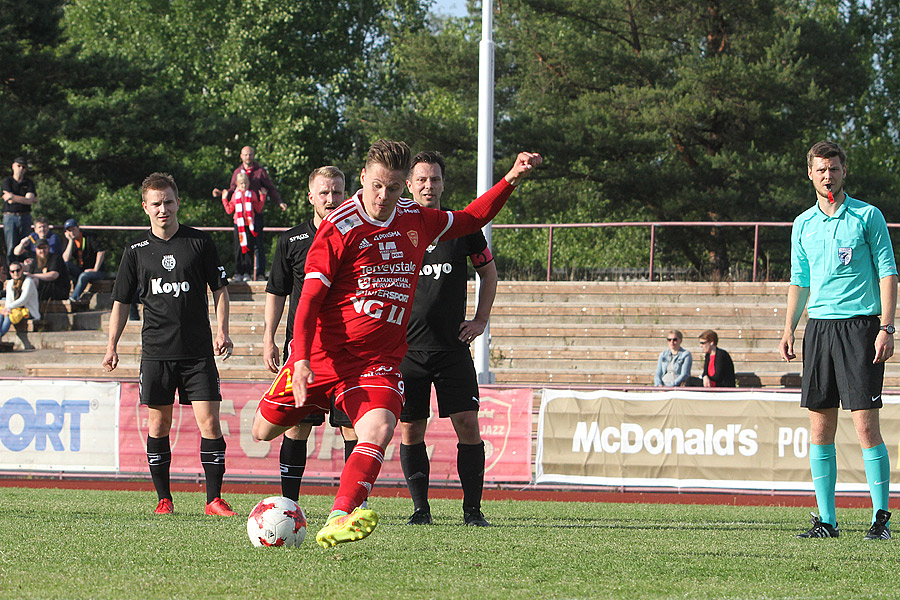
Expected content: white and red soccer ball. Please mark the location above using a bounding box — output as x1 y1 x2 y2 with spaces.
247 496 307 547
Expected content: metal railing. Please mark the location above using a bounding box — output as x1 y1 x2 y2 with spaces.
64 220 900 283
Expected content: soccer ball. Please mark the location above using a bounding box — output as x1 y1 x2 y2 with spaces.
247 496 307 547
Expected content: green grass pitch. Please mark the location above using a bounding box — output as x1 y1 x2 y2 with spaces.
0 487 894 599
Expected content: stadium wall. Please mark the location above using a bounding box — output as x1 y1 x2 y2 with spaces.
2 379 897 492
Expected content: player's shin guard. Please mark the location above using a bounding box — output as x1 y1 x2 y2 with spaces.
863 443 891 524
400 442 431 512
147 435 172 500
200 436 227 503
279 435 307 501
332 442 384 514
458 442 486 511
809 443 837 527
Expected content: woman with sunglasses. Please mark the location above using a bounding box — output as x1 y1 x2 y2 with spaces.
0 261 40 342
653 329 692 387
698 329 735 387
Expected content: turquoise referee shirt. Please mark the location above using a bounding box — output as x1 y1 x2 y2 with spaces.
790 195 897 319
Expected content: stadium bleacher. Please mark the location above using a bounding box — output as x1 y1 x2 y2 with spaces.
10 278 881 388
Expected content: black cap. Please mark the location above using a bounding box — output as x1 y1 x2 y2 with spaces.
13 157 27 165
35 238 49 247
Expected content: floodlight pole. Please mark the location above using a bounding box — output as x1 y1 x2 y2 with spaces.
474 0 495 384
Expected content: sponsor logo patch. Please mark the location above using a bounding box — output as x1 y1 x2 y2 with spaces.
336 213 363 234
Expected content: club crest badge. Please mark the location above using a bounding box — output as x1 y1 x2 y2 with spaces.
162 255 176 271
838 247 852 266
407 230 419 247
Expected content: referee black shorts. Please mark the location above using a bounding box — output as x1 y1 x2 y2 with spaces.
801 316 884 410
139 356 221 406
399 348 480 422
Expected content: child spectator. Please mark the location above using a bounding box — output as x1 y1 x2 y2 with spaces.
221 172 265 281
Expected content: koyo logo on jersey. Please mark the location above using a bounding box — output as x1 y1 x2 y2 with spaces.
150 278 191 297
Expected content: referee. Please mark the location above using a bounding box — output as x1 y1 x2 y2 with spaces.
779 141 897 540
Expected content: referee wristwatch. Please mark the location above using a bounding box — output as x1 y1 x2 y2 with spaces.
880 324 895 334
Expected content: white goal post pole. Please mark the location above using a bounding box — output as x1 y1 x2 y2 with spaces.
474 0 495 385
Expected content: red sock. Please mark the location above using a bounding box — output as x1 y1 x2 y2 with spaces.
332 442 385 514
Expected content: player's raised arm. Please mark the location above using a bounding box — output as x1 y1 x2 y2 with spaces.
504 152 543 186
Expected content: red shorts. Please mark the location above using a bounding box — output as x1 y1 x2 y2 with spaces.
258 353 405 428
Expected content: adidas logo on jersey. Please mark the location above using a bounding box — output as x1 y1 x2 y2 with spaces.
359 238 372 250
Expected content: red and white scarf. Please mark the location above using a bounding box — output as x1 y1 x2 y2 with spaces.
232 190 257 253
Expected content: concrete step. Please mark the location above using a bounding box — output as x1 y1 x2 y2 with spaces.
490 369 809 388
26 362 273 380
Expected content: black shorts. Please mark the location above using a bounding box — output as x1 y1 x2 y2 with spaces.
399 348 480 422
299 399 353 428
139 357 221 406
801 316 884 410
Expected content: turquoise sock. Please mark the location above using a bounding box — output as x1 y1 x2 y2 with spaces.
809 443 837 527
862 443 891 525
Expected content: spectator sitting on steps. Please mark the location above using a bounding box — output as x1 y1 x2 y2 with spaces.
699 329 736 388
28 237 70 301
13 216 63 268
654 329 692 386
0 261 40 346
62 218 107 302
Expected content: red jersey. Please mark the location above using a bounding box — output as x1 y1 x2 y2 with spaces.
289 179 514 368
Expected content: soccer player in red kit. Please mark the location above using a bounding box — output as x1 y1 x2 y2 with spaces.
251 140 541 547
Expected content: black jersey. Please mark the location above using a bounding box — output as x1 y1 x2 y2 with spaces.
111 225 228 360
265 219 317 345
406 229 489 351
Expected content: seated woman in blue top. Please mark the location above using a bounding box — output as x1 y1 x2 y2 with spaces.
654 329 693 386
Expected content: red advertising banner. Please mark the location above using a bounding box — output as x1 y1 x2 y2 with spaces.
118 382 533 483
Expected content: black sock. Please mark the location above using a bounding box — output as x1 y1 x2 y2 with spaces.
344 438 358 462
279 436 307 501
200 436 226 503
400 442 431 512
458 442 485 512
147 435 172 501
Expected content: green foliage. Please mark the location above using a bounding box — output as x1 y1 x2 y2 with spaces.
361 0 900 279
7 0 900 279
0 488 898 599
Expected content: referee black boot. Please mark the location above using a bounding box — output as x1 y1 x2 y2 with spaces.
406 508 433 525
463 506 491 527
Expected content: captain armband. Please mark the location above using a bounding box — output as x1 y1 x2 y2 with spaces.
469 247 494 269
